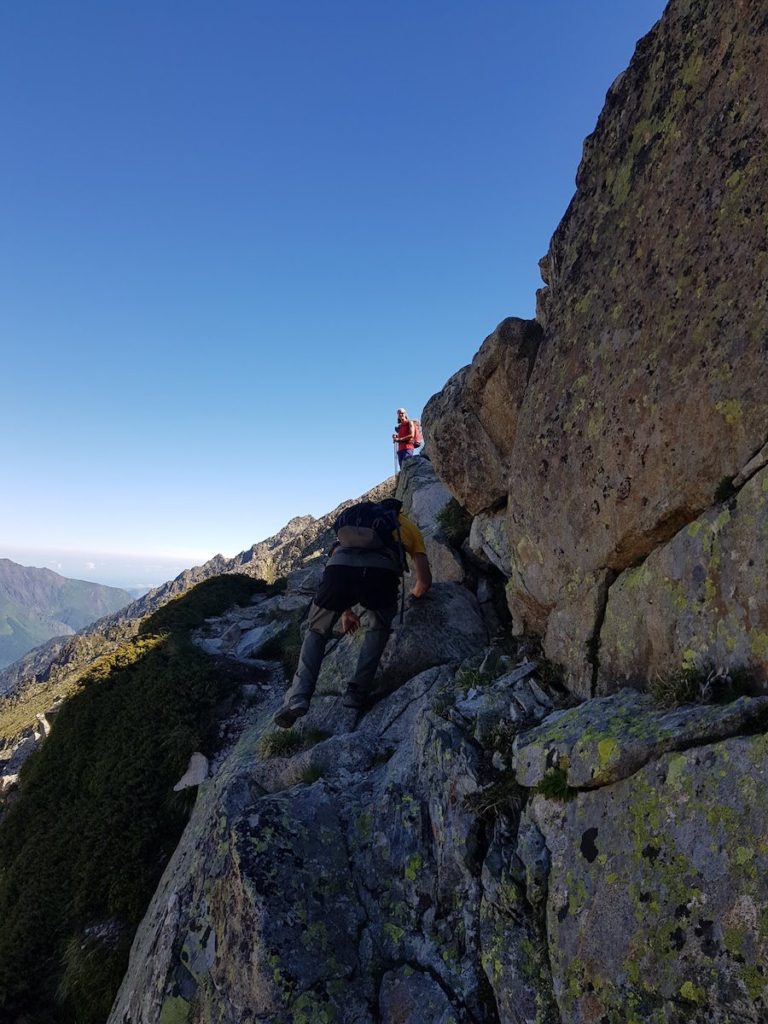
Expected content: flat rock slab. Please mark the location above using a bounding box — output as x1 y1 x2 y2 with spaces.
234 621 286 659
513 689 768 789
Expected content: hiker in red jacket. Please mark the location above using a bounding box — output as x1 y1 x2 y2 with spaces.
393 408 415 467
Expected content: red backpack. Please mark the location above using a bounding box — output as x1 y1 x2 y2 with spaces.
410 418 424 446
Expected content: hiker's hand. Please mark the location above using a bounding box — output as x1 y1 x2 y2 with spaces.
410 554 432 600
341 610 361 634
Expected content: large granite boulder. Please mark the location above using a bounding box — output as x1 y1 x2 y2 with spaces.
599 464 768 692
509 0 768 647
422 318 542 516
424 0 768 691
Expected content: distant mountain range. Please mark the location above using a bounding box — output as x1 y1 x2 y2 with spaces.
0 559 132 670
0 477 397 702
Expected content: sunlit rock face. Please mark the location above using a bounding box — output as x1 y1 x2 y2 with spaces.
426 0 768 693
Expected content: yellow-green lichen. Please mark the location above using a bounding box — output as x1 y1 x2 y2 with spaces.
404 853 423 881
715 399 742 427
679 980 705 1005
159 996 190 1024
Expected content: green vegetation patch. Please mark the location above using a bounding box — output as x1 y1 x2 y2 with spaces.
0 573 268 1024
536 767 577 802
140 573 269 636
650 663 754 709
435 498 473 548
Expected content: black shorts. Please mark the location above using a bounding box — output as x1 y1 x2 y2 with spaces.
315 565 399 612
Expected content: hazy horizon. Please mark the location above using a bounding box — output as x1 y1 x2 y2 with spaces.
0 546 219 593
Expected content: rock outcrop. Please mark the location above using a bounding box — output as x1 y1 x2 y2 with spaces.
423 0 768 694
107 456 768 1023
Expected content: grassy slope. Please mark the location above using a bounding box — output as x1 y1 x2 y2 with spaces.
0 573 269 1024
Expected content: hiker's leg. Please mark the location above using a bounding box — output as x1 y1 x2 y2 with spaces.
346 604 396 700
283 603 340 706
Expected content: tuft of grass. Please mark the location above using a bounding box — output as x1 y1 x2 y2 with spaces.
56 931 130 1024
455 666 491 694
259 728 330 760
435 498 473 548
464 772 524 818
298 764 325 785
536 767 577 802
650 663 754 709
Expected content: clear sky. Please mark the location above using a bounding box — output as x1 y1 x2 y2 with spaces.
1 0 668 588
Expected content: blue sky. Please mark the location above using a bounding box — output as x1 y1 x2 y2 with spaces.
1 0 668 587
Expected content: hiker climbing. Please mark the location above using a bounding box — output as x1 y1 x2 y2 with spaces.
273 497 432 728
392 408 423 467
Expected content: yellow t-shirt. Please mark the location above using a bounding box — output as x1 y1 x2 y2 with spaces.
396 513 426 557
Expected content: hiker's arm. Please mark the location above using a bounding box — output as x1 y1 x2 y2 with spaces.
410 552 432 598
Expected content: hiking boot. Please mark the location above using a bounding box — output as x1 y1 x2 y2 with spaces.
273 698 310 729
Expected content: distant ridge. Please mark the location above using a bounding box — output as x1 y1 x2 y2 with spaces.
0 477 396 711
0 559 132 670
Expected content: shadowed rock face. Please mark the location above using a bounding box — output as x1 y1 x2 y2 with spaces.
425 0 768 692
422 317 542 516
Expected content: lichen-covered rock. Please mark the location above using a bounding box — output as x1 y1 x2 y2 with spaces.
424 0 768 690
468 509 512 578
505 0 768 668
422 318 542 515
525 731 768 1023
512 688 768 789
108 664 493 1024
316 583 488 697
599 465 768 692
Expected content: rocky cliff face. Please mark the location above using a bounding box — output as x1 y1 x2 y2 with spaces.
424 0 768 696
108 459 768 1023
